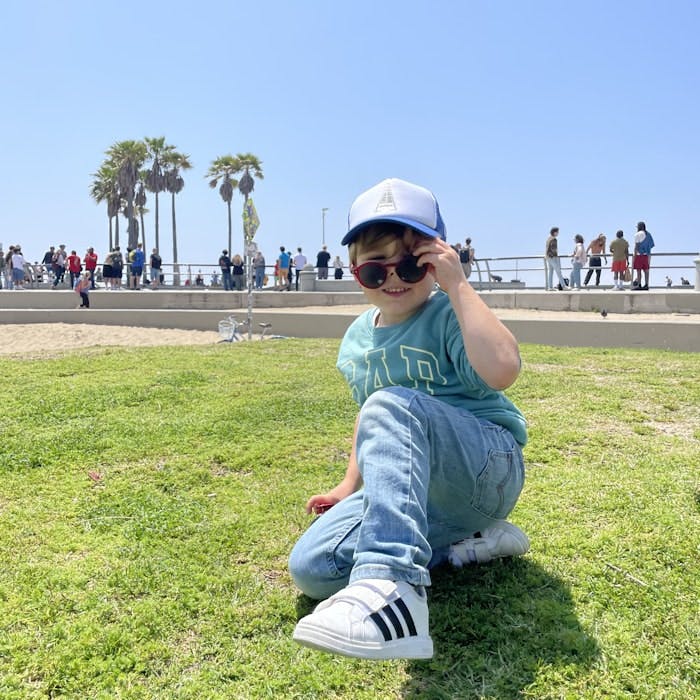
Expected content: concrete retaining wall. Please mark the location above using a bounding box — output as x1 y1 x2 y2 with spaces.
1 289 698 351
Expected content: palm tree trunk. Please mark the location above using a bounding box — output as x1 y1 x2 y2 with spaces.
227 201 232 255
109 216 113 251
140 210 147 285
115 215 120 249
154 191 160 251
127 190 137 250
172 191 179 286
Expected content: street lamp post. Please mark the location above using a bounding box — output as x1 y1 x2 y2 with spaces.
322 207 329 246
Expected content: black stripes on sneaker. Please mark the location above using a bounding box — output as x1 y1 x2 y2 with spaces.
369 598 418 642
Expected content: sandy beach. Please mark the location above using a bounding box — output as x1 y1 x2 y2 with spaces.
0 323 224 359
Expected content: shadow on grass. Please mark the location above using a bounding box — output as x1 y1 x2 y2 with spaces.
294 558 598 699
402 558 600 699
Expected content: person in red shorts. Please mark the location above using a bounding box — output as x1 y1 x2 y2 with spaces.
609 230 629 290
632 221 655 290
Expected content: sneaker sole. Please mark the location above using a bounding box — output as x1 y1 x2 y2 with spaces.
293 622 433 660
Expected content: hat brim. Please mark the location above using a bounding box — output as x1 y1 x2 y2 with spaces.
341 216 444 246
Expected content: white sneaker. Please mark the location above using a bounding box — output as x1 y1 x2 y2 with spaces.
448 521 530 567
293 579 433 660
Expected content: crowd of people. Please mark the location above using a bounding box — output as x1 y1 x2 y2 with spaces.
217 244 348 291
0 242 164 293
1 224 688 294
544 222 657 291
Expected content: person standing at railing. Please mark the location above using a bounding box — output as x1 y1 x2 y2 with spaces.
66 250 83 289
42 246 55 285
253 251 266 289
218 249 232 291
278 246 291 290
51 245 67 287
316 245 331 280
112 246 124 290
544 227 569 290
149 248 162 289
294 247 307 290
632 222 654 291
232 254 245 291
570 235 586 289
459 237 475 279
584 233 607 287
2 246 13 290
84 247 98 289
609 230 630 290
129 243 145 290
11 246 27 290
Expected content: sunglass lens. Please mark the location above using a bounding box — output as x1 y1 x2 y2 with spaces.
358 262 386 289
396 256 426 283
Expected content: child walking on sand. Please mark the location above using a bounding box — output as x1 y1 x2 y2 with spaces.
75 271 91 308
289 178 529 660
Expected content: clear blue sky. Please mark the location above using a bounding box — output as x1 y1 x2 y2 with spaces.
1 0 698 272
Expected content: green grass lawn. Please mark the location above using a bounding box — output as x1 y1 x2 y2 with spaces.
0 339 698 699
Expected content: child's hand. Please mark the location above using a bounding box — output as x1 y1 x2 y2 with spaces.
305 494 341 515
413 237 466 293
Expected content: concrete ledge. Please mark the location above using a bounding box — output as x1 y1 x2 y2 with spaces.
0 289 367 310
2 308 698 351
1 288 698 352
484 290 700 315
1 289 698 314
502 318 699 352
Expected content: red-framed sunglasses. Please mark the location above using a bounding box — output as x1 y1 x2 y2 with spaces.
351 255 428 289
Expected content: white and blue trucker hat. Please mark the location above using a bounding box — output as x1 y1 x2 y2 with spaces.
341 178 447 246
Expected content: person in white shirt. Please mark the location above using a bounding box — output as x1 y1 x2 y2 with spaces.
11 246 26 289
570 234 587 289
293 247 307 291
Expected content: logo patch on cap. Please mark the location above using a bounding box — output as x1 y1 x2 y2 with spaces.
374 182 397 213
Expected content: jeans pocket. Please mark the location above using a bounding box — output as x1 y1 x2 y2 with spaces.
471 449 523 520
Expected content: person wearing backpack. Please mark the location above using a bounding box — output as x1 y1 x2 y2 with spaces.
459 237 475 279
632 221 655 290
219 250 232 291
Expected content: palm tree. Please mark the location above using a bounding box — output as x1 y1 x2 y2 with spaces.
89 164 121 250
234 153 264 208
162 151 192 284
144 137 175 252
233 153 264 247
106 140 148 250
206 155 240 255
135 176 148 261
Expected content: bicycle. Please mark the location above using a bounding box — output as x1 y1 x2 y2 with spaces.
218 316 288 342
217 315 249 342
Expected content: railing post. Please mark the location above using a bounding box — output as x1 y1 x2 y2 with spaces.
300 264 316 292
694 256 700 291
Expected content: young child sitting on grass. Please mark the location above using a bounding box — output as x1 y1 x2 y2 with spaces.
289 178 529 660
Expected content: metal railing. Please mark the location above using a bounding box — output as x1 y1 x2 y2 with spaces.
468 251 698 291
6 251 698 291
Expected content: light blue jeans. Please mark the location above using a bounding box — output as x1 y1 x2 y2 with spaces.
288 387 525 600
570 261 583 288
546 256 566 289
254 268 265 289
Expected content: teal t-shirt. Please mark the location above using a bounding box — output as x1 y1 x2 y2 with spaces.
336 291 528 446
